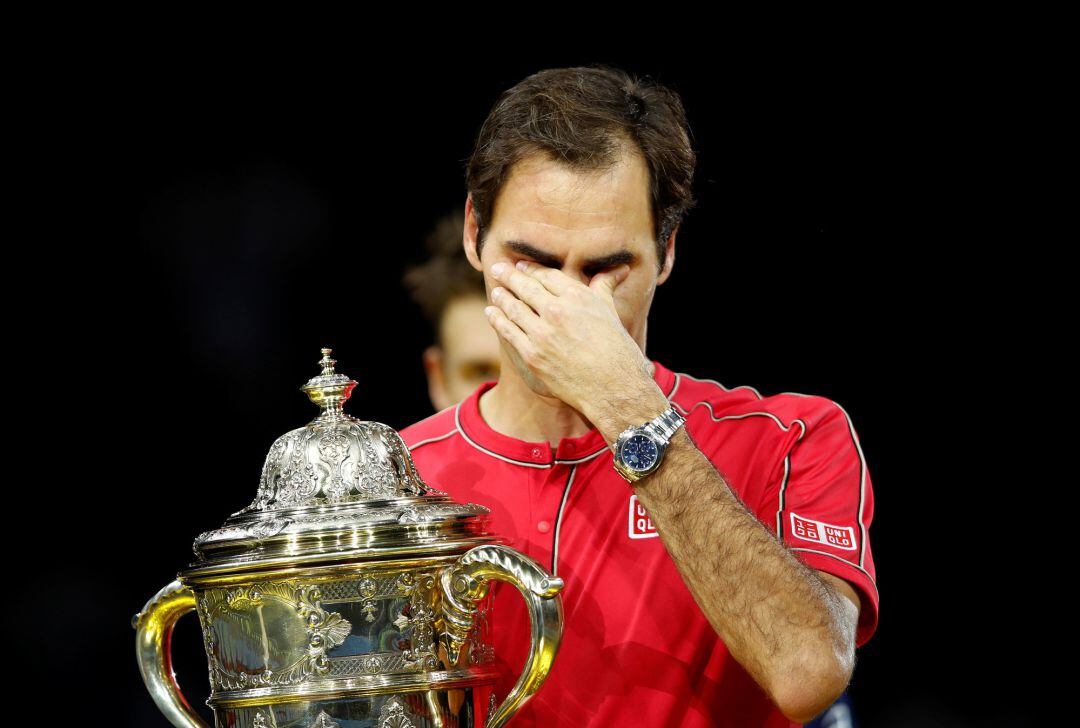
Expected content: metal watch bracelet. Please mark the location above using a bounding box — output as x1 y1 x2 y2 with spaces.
645 406 686 443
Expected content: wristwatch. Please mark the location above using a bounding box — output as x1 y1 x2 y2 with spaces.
611 404 686 483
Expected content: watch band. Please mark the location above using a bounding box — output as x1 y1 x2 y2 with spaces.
644 405 686 443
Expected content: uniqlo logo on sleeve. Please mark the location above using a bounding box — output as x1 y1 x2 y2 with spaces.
790 512 856 550
628 495 658 539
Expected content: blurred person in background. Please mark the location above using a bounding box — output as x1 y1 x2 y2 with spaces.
403 209 501 411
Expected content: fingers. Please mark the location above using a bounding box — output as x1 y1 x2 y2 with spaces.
484 303 532 358
513 259 576 295
490 284 540 334
490 260 554 310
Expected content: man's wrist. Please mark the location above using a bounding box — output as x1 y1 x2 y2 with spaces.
587 384 672 446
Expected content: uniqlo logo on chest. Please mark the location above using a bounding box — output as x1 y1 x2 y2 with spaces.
790 513 856 551
628 495 658 539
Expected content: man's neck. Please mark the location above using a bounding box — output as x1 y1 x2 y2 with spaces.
478 357 657 446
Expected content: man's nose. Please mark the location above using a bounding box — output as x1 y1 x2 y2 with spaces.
561 267 591 286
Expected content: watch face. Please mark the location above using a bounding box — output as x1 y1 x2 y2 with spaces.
621 434 659 472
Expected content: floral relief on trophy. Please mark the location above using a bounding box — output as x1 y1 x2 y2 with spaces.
317 430 350 461
197 581 351 691
378 697 417 728
468 595 496 666
252 709 276 728
360 654 385 674
232 350 439 515
198 568 449 685
240 420 434 511
358 575 380 622
400 572 440 671
310 711 341 728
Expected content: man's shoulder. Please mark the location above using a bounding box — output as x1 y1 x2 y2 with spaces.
667 367 844 433
398 402 461 452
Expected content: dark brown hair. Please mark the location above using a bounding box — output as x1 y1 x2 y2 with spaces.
466 64 697 273
402 208 486 342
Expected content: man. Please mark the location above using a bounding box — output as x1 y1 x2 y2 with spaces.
399 65 878 727
403 211 860 727
403 209 501 410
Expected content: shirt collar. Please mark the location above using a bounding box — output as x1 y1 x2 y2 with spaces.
455 359 678 466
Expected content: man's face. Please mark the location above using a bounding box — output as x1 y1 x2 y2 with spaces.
465 144 674 351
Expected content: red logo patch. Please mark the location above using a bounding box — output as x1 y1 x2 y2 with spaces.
790 513 856 550
628 495 658 539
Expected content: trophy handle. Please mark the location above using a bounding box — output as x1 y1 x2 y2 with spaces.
133 579 210 728
440 544 564 728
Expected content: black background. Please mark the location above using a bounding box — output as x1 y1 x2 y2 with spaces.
11 29 1037 728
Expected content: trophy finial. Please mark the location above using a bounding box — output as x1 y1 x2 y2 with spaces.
302 347 357 421
318 347 336 375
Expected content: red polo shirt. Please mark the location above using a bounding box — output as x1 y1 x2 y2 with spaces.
399 359 878 727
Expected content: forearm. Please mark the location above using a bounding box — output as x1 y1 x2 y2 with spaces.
590 395 856 720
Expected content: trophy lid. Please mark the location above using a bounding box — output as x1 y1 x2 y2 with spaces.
186 348 492 577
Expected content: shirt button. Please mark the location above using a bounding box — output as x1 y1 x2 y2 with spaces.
531 446 544 459
536 520 551 533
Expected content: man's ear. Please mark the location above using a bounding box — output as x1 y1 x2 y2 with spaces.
422 344 450 412
656 225 678 285
463 195 483 272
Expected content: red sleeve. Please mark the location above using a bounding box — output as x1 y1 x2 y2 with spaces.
762 397 879 647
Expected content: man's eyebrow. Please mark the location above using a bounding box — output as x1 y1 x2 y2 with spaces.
503 240 637 269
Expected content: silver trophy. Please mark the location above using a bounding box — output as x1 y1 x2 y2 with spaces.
133 349 564 727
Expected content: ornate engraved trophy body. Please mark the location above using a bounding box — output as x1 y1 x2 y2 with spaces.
134 350 564 727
